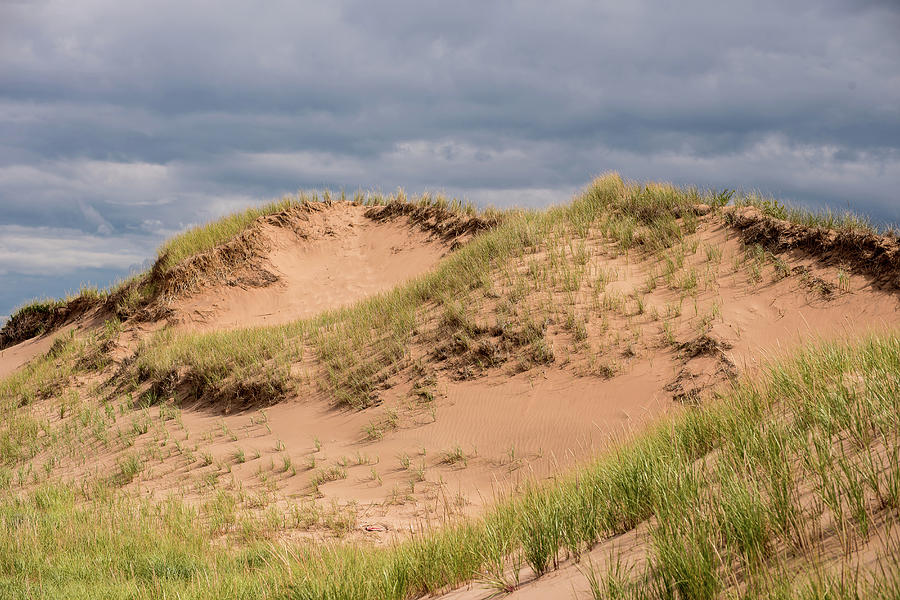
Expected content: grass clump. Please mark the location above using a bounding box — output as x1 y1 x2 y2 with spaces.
735 192 882 234
130 325 302 407
1 286 107 348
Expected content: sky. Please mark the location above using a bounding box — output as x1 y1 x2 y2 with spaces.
1 0 899 321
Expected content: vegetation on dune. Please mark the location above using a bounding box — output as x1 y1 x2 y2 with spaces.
155 196 303 273
35 173 889 413
0 285 107 349
733 192 889 235
3 173 886 351
125 174 718 409
0 319 122 466
2 174 900 598
132 325 304 410
155 187 487 276
0 334 898 598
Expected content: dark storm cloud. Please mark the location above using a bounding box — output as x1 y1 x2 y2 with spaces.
1 0 899 318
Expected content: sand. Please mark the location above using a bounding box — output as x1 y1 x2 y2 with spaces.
0 332 61 379
172 203 450 330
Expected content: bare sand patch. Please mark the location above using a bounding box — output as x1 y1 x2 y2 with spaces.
171 203 450 330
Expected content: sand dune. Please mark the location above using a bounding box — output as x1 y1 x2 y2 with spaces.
4 202 897 539
3 185 900 598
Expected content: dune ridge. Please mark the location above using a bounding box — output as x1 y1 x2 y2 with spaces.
1 175 899 598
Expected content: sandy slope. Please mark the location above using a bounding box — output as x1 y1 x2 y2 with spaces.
0 332 61 379
2 206 900 557
167 217 898 534
0 315 103 379
172 203 450 330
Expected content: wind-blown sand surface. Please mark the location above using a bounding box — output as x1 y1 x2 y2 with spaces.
173 203 450 330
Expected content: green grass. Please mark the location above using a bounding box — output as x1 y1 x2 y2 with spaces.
734 192 883 234
155 196 304 272
5 297 68 321
130 325 303 406
1 285 107 345
1 320 118 403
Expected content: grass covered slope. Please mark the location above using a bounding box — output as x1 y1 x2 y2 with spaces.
155 196 303 273
2 333 898 598
2 174 900 598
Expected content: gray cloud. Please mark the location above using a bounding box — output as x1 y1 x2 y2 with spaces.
0 225 148 273
1 0 899 318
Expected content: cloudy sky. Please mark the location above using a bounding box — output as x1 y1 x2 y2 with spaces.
1 0 899 320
